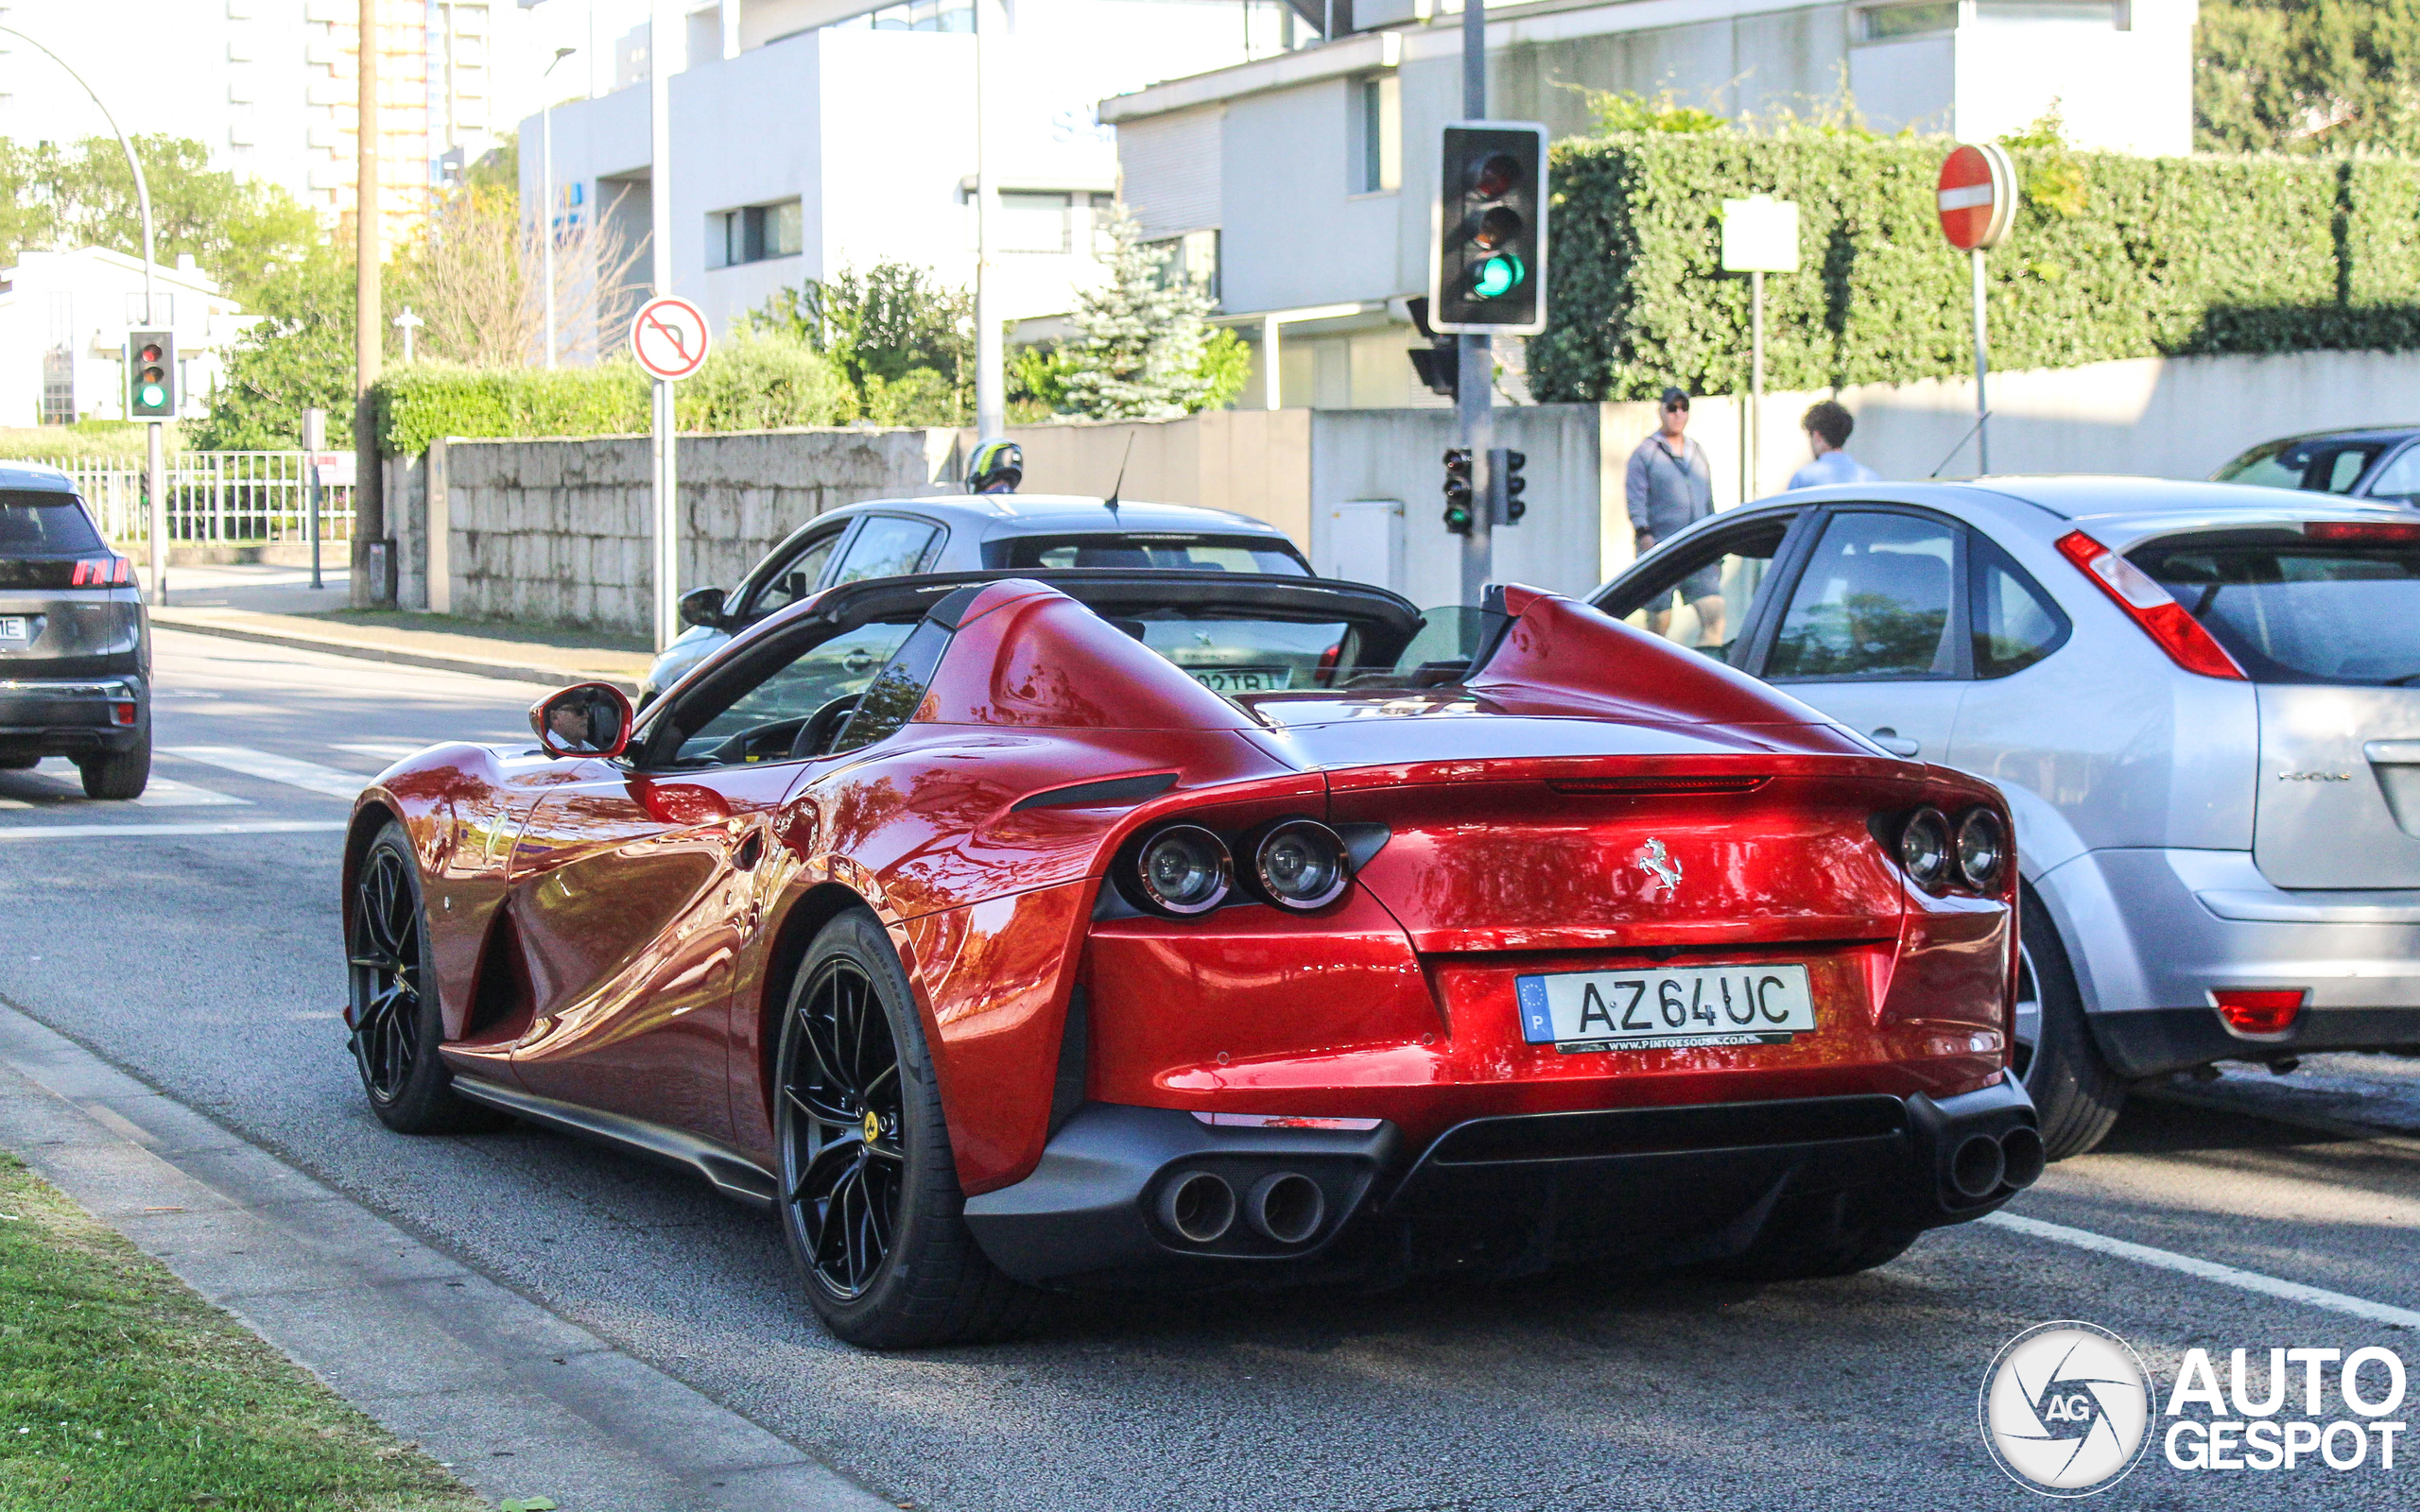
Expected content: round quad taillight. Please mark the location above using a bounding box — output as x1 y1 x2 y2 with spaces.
1251 818 1351 911
1899 808 1952 892
1132 825 1232 916
1955 807 2008 892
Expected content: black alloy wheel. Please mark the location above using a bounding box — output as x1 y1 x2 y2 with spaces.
772 909 1041 1349
346 822 503 1135
780 954 907 1300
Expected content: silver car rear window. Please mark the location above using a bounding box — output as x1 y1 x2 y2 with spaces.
0 491 103 557
2134 530 2420 685
994 534 1311 576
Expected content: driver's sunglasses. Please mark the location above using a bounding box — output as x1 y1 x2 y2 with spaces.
1663 401 1689 413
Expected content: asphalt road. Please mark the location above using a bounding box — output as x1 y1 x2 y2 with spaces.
1 628 2412 1511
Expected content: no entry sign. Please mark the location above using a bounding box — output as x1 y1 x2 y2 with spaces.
630 295 711 381
1937 144 2015 252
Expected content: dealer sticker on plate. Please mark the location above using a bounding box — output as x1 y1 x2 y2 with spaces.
1515 964 1816 1053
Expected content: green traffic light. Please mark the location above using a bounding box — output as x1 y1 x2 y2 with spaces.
1473 255 1525 300
140 385 165 408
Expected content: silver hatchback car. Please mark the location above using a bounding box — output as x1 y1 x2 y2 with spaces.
1594 477 2420 1159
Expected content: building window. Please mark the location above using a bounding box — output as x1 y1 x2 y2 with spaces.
1353 75 1401 195
1858 1 1959 40
40 349 74 426
1975 0 2128 25
1148 230 1220 304
710 199 803 268
842 1 974 31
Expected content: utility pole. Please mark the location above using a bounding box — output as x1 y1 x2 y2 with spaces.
354 0 385 607
0 28 164 602
1457 0 1492 607
541 45 575 369
972 0 1004 438
649 0 679 649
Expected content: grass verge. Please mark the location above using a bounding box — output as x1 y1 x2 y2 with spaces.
0 1152 483 1511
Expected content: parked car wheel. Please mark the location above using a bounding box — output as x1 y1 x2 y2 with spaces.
348 822 507 1134
2016 885 2125 1160
77 737 149 799
775 909 1041 1349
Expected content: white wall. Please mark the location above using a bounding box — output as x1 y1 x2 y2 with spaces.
1954 0 2195 156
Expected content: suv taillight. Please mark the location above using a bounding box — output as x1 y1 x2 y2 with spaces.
69 557 130 587
2054 531 2245 679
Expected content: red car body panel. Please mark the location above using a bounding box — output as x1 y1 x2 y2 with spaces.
347 576 2019 1228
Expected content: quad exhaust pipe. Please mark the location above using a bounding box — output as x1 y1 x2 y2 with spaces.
1948 1126 2047 1203
1156 1169 1329 1247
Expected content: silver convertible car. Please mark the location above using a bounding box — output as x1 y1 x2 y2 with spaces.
1595 476 2420 1159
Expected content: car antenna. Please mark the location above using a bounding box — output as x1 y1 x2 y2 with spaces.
1929 411 1994 478
1103 431 1136 516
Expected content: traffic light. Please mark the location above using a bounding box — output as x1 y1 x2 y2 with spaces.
1431 123 1547 335
1443 448 1475 534
1403 296 1459 399
127 332 175 419
1492 447 1528 524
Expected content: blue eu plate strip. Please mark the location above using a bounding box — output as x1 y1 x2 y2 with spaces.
1514 974 1554 1044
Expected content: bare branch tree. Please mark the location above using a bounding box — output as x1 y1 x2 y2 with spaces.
397 182 642 367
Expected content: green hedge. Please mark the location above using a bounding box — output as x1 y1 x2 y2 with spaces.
372 332 856 456
1529 134 2420 403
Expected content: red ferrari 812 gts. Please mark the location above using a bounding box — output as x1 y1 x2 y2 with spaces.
342 571 2040 1346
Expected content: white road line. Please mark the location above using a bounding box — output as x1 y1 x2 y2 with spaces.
330 742 429 761
162 745 368 800
1983 1211 2420 1330
0 767 244 810
133 776 250 809
0 820 347 841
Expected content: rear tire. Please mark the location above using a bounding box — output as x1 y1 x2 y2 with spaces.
773 908 1042 1349
347 822 506 1135
78 736 149 799
2016 885 2125 1160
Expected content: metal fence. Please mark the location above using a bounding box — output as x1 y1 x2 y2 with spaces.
30 453 357 549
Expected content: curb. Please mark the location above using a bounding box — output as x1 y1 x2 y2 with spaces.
0 999 893 1512
151 613 645 696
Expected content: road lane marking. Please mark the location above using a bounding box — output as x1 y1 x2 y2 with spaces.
331 742 430 761
162 745 368 799
0 820 348 841
1983 1211 2420 1330
0 768 246 810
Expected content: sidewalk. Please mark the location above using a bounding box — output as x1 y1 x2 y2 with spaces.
147 564 655 694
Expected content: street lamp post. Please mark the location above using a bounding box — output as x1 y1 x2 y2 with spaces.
541 44 575 369
1457 0 1493 607
0 26 164 602
972 0 1004 438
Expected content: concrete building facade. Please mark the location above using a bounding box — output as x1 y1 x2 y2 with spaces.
1102 0 2197 409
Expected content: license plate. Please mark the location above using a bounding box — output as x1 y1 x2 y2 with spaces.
0 617 26 642
1187 667 1284 693
1515 964 1816 1054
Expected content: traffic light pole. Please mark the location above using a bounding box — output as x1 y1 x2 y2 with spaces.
1458 0 1493 608
0 26 165 602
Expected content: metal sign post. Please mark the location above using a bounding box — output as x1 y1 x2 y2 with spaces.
302 407 327 590
1936 144 2015 473
1720 195 1799 503
1458 0 1489 607
630 294 711 652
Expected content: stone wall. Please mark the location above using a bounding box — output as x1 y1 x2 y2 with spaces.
400 427 959 633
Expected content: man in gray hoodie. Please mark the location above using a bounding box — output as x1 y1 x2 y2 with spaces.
1626 387 1720 644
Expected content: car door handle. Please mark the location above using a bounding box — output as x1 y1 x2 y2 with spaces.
1868 727 1922 758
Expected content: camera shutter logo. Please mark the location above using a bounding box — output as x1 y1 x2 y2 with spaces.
1980 1321 2153 1496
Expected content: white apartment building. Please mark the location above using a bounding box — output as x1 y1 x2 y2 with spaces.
0 249 251 426
1104 0 2197 408
0 0 508 246
523 0 1299 354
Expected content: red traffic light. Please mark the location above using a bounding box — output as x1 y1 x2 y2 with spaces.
138 343 164 364
1472 153 1521 199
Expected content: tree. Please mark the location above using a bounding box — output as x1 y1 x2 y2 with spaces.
1050 208 1231 421
391 180 641 368
2196 0 2420 152
0 135 318 307
190 240 364 449
745 261 973 423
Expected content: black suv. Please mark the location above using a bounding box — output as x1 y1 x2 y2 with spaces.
0 464 150 798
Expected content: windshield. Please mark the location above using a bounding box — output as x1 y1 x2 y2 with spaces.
2133 530 2420 685
0 492 104 556
990 534 1311 576
2214 438 2390 494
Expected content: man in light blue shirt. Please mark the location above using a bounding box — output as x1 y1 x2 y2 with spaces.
1788 400 1880 490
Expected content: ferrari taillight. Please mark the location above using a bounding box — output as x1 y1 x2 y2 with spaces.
2053 530 2245 679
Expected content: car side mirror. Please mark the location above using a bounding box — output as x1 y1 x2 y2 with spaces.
529 681 634 760
679 585 728 629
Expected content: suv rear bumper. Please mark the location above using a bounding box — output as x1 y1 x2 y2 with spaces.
2038 848 2420 1075
0 676 147 758
961 1081 2037 1288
